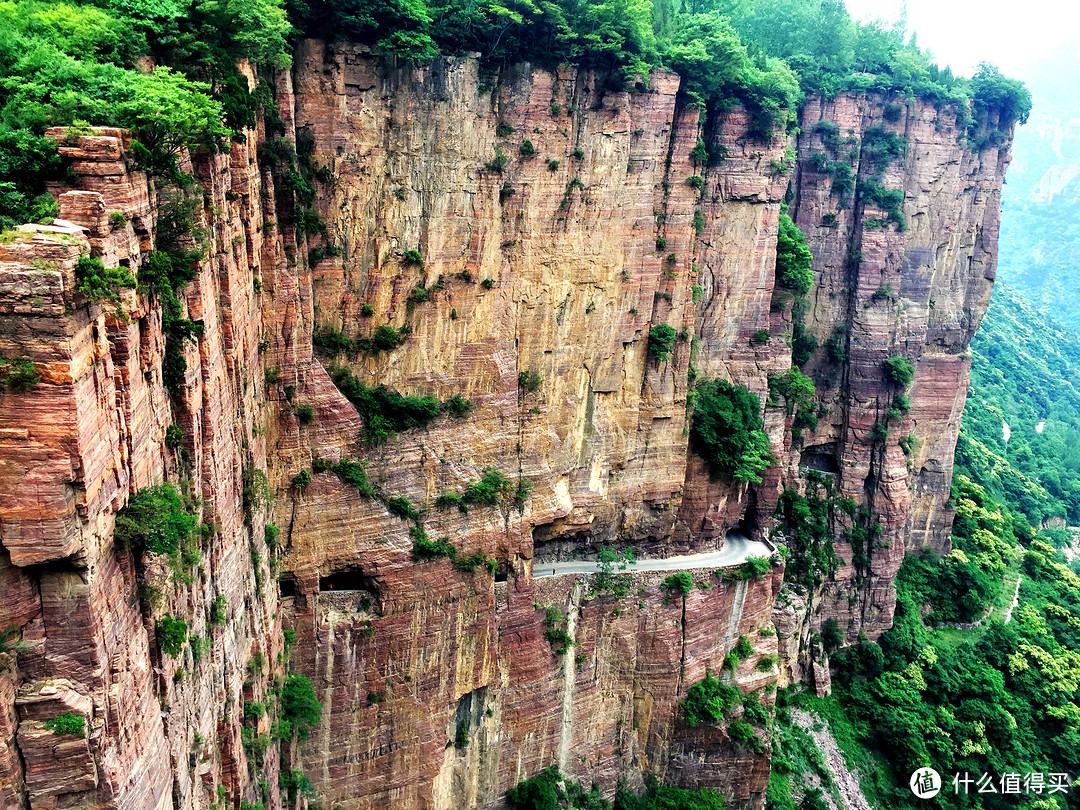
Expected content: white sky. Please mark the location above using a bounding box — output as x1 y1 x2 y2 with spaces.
842 0 1080 79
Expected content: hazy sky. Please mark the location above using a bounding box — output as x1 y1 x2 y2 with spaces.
842 0 1080 79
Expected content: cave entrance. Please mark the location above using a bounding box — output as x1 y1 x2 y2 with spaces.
279 575 297 598
800 443 839 475
319 567 373 592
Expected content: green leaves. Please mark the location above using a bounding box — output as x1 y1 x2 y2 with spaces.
115 484 198 557
682 672 739 727
690 378 774 484
775 212 813 295
647 323 677 362
280 674 322 738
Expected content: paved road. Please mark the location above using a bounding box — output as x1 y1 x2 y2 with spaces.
534 533 774 579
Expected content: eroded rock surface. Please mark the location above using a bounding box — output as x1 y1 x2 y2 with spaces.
0 46 1011 810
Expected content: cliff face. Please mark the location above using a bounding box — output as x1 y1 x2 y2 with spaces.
776 94 1010 687
0 43 1011 810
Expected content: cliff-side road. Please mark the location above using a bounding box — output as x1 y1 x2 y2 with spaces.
534 533 774 578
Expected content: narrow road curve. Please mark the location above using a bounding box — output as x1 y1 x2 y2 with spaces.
533 533 774 579
1004 574 1022 624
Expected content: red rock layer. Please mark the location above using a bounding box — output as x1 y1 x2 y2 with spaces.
0 47 1010 810
775 94 1011 689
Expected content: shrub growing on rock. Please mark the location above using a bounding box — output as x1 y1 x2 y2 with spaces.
690 379 773 484
647 324 677 362
281 674 321 738
44 711 85 736
155 614 188 657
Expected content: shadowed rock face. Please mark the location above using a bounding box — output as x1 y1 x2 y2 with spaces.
0 44 1009 810
776 94 1011 690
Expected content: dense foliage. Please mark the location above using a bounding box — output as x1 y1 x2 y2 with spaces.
0 0 1031 230
689 379 773 484
0 0 294 227
774 212 812 295
43 711 85 736
682 672 740 727
329 364 468 444
114 484 198 557
280 673 322 738
959 285 1080 525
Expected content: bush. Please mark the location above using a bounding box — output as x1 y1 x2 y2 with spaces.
405 286 430 311
542 606 572 654
75 255 136 305
367 324 411 352
411 527 457 561
295 403 315 424
292 469 312 490
518 369 543 393
519 139 535 156
485 146 510 172
546 158 560 171
648 324 677 362
690 379 773 484
769 365 816 411
44 711 85 736
462 468 512 505
506 766 564 810
155 615 188 657
751 328 770 345
435 491 468 513
328 459 374 496
775 213 813 295
387 495 420 520
683 673 739 726
402 249 423 266
313 325 352 356
360 303 375 316
441 394 474 417
0 357 41 394
164 424 185 450
734 555 772 581
821 617 844 652
280 674 321 737
481 278 496 289
662 572 693 594
883 355 915 388
615 780 726 809
115 485 197 557
687 174 704 190
209 595 227 626
328 366 443 444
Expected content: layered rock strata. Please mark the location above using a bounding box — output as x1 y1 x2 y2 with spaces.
0 43 1011 810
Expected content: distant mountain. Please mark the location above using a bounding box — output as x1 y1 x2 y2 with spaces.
997 42 1080 328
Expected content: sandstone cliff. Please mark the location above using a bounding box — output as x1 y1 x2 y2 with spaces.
0 43 1011 810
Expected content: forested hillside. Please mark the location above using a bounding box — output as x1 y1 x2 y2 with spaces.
0 0 1029 231
769 287 1080 810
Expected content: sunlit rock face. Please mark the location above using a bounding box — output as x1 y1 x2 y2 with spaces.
0 44 1009 810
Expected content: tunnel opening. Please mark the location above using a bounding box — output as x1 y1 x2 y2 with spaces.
799 443 839 475
319 567 372 592
279 575 297 598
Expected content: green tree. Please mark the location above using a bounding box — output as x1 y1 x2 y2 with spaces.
281 673 322 737
775 212 813 295
690 379 773 483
